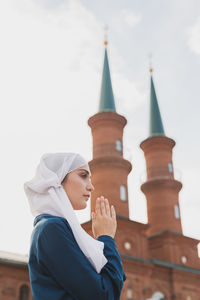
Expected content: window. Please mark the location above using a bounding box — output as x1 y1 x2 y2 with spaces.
127 286 133 299
168 162 173 173
120 185 126 201
174 204 180 219
116 140 122 152
181 256 187 264
197 242 200 258
151 291 165 300
19 285 30 300
124 242 131 250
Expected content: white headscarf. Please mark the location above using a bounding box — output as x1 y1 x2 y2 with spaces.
24 152 107 273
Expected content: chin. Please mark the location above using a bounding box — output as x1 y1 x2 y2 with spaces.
75 202 87 210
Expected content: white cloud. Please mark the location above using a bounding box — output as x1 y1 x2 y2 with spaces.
114 74 146 115
187 16 200 55
121 9 141 27
0 0 144 254
1 0 199 256
110 8 141 34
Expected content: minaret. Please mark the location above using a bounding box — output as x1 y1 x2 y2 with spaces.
88 39 132 218
140 68 183 235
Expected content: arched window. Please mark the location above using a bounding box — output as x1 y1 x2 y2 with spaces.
120 185 126 201
127 285 133 300
168 162 173 173
197 242 200 257
151 291 165 300
19 284 30 300
116 140 122 152
174 204 180 219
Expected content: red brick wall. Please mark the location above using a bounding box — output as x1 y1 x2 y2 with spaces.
0 263 32 300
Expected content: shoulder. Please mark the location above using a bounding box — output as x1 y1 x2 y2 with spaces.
32 216 81 257
35 215 73 238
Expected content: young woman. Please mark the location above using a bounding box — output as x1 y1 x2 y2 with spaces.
24 153 126 300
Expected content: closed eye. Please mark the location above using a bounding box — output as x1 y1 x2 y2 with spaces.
81 173 87 178
78 168 92 179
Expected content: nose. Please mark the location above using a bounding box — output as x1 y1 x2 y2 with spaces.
87 181 94 192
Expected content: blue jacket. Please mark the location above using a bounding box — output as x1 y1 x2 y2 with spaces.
28 214 126 300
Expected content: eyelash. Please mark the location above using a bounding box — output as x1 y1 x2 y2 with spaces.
81 174 87 178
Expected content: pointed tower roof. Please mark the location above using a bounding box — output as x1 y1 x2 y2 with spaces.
149 70 165 137
98 41 116 112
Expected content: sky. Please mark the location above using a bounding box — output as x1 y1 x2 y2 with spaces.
0 0 199 256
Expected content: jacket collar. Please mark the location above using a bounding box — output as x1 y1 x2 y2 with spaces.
33 214 62 226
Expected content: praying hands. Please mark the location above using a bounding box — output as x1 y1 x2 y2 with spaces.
91 196 117 239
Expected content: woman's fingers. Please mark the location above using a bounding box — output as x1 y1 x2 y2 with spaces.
96 196 112 217
96 196 106 216
111 205 116 219
93 196 117 239
104 198 111 216
100 196 106 215
95 197 101 215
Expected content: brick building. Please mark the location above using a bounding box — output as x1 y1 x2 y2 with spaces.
0 251 32 299
83 41 200 300
0 41 200 300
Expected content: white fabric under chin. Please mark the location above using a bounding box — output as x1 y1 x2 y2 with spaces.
24 152 107 273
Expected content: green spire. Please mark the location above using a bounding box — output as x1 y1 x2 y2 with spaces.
99 45 116 112
149 74 165 137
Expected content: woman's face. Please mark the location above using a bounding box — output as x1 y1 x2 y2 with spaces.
61 164 94 210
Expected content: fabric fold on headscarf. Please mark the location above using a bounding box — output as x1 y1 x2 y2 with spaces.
24 153 107 273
